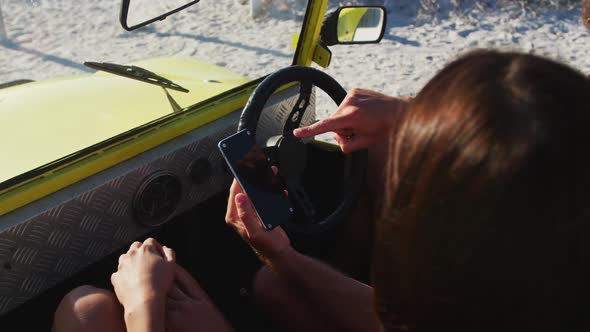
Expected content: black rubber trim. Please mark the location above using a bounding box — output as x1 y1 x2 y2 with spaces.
120 0 200 31
0 79 34 89
319 9 339 46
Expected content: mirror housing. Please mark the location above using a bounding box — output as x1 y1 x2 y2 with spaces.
320 6 386 46
120 0 199 31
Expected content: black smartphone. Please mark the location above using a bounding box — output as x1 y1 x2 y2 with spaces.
218 129 293 230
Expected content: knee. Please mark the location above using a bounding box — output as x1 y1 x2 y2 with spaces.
53 285 122 331
60 285 119 317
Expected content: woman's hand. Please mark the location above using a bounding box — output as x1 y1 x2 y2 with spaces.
166 264 234 332
294 88 409 153
225 180 292 267
111 238 176 317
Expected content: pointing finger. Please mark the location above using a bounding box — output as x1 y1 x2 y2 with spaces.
294 116 349 138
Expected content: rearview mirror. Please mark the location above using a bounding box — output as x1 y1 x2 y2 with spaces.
120 0 199 31
320 6 386 46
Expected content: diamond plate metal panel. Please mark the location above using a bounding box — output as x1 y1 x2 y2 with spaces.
0 85 315 315
255 87 316 146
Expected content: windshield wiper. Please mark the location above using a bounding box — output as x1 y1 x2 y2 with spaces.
84 61 189 93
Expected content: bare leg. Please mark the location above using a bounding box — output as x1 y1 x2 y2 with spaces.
254 266 334 332
52 285 125 332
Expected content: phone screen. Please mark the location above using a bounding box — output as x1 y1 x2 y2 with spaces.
218 129 293 230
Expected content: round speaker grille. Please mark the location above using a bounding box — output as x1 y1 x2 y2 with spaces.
133 171 182 227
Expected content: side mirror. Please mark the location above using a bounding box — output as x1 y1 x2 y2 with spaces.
320 6 387 46
120 0 199 31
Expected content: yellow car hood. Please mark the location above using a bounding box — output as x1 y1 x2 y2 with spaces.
0 57 249 183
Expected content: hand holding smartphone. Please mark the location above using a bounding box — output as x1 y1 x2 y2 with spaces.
218 129 293 230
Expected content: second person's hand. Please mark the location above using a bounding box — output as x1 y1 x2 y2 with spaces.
111 238 176 331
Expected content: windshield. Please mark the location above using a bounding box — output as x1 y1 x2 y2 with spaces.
0 0 306 184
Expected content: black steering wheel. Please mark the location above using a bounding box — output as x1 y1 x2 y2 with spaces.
238 66 367 234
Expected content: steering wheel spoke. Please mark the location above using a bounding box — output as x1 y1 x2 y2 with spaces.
283 80 313 136
261 142 280 166
285 179 317 222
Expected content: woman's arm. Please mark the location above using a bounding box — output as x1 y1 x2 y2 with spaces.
111 239 176 332
271 247 381 332
123 298 166 332
226 185 381 332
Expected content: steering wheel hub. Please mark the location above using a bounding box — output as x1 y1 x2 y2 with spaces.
275 136 307 179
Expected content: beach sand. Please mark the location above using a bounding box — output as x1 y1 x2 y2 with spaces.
1 0 589 120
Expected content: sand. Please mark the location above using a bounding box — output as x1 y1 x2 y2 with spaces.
1 0 589 118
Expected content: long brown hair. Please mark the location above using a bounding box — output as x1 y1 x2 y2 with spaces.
374 50 590 331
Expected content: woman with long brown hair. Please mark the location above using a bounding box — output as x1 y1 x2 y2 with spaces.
370 50 590 331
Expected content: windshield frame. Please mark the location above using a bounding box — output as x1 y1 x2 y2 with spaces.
0 0 327 216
